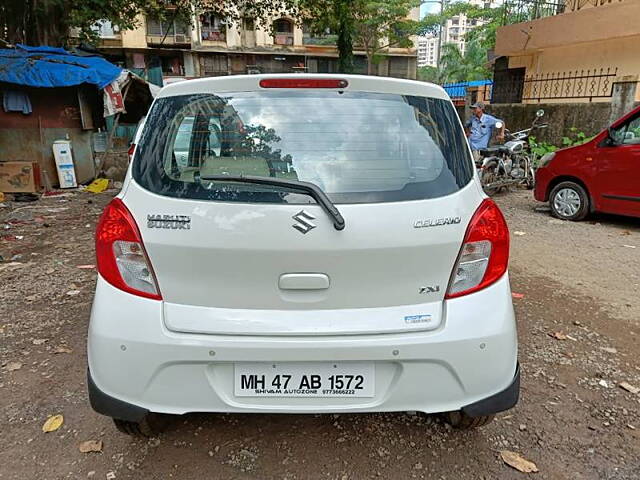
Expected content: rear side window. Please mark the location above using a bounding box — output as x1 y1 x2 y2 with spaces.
133 90 473 204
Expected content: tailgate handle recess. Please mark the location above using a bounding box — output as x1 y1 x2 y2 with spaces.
279 273 330 290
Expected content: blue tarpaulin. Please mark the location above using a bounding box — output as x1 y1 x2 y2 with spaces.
0 44 122 89
443 80 493 99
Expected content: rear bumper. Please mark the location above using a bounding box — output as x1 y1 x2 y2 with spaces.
88 363 520 422
88 275 518 417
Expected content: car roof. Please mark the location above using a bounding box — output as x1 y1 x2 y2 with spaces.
157 73 449 101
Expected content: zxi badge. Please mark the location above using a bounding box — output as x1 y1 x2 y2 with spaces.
419 286 440 294
292 210 316 234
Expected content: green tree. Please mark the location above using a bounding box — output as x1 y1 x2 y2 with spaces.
417 65 446 84
299 0 421 74
439 39 490 83
351 0 421 75
296 0 355 72
0 0 295 47
1 0 145 46
334 0 355 73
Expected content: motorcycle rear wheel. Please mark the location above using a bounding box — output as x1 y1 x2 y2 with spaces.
481 169 499 195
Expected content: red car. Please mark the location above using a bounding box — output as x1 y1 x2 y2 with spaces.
535 105 640 220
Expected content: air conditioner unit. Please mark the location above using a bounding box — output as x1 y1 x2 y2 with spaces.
174 34 187 43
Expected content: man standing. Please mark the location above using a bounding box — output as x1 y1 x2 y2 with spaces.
465 102 505 160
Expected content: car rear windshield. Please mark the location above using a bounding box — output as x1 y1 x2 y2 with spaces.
133 90 473 204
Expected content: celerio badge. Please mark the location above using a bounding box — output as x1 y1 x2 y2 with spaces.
414 217 461 228
147 214 191 230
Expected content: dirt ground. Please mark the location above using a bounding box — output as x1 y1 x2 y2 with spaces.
1 188 639 480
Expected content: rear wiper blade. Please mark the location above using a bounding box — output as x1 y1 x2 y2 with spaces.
200 174 345 231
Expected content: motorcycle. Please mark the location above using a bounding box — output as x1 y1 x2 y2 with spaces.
476 109 548 195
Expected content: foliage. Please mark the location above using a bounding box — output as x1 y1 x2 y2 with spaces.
561 127 593 147
0 0 297 47
296 0 355 72
352 0 421 74
334 0 355 73
418 1 533 82
299 0 421 74
529 127 594 166
1 0 141 46
529 136 557 157
456 3 507 52
417 66 447 84
417 1 501 83
438 39 490 83
528 135 557 168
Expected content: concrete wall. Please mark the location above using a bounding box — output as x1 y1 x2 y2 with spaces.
121 15 148 48
495 0 640 56
485 101 640 146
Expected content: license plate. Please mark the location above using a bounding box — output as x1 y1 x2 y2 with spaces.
234 362 375 398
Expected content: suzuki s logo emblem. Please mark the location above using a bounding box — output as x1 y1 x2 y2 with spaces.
292 210 316 234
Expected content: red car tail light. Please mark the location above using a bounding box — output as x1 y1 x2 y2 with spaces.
127 143 136 163
259 78 348 89
446 199 510 299
95 199 162 300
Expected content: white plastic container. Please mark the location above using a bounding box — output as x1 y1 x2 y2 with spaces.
52 140 78 188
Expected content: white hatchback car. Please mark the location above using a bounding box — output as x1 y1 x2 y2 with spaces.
88 74 519 436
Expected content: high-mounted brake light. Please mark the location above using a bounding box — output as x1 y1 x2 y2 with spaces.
446 199 509 299
259 78 348 89
95 199 162 300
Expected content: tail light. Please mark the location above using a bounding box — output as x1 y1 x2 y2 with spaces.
259 78 348 89
95 199 162 300
446 199 509 299
127 143 136 163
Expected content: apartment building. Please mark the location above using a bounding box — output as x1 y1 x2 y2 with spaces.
441 0 492 55
90 10 419 85
417 34 439 67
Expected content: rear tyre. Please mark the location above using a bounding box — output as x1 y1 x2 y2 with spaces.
113 414 166 438
549 181 589 221
446 411 495 429
480 168 499 196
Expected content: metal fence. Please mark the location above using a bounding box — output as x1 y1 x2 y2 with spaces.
565 0 624 12
502 0 566 23
522 68 618 102
502 0 624 24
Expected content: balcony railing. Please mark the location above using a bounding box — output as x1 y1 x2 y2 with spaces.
146 33 191 46
502 0 567 23
201 31 226 42
303 34 338 46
